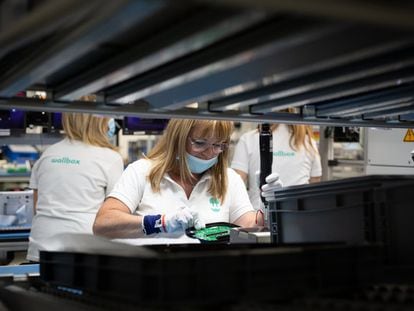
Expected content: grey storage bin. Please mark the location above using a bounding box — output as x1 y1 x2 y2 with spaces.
268 175 414 265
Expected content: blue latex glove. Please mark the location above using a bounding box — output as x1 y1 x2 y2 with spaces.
142 207 205 235
261 172 283 202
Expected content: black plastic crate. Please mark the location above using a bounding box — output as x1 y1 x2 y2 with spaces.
39 244 383 306
268 175 414 265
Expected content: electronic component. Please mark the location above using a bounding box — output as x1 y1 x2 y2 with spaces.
186 222 239 243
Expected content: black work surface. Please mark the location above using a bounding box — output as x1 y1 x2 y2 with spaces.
36 243 384 307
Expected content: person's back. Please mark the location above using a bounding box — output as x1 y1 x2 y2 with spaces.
27 111 124 261
231 123 321 210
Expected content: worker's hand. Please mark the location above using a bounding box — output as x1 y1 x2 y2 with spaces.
260 172 283 201
142 208 205 235
192 210 205 230
164 208 205 232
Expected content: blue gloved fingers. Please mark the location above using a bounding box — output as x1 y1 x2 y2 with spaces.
194 217 205 230
144 208 204 234
175 207 194 231
191 210 205 230
162 211 179 233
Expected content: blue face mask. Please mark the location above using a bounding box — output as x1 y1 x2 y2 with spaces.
186 153 218 174
107 118 116 138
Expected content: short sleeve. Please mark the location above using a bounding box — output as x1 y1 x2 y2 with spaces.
227 169 254 222
105 154 124 195
29 160 40 190
231 133 250 174
108 160 149 213
310 140 322 177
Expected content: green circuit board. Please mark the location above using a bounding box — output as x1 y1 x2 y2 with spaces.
189 225 233 242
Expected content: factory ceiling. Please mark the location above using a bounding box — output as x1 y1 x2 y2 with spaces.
1 0 414 127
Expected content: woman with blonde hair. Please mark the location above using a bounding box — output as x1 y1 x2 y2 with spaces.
93 119 259 243
231 120 321 211
27 107 123 261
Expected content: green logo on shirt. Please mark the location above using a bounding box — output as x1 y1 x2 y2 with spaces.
273 150 295 157
51 157 80 165
209 197 220 212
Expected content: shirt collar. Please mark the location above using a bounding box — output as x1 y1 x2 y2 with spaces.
164 171 212 185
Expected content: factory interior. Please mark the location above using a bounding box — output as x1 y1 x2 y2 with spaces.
0 0 413 310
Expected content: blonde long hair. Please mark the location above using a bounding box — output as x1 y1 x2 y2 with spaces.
147 119 233 202
270 124 317 154
62 95 116 151
265 107 317 153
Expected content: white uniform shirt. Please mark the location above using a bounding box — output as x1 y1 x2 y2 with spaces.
27 138 124 261
231 124 322 210
109 159 254 245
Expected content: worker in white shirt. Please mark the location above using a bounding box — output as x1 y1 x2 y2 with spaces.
93 119 274 244
27 98 124 261
231 123 322 211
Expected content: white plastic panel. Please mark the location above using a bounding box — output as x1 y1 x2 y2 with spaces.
366 128 414 169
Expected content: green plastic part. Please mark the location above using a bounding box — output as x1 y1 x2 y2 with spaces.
190 225 233 242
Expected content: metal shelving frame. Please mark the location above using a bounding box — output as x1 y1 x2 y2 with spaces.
0 0 413 128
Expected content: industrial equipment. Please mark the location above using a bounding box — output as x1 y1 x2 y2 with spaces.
0 0 413 310
259 123 272 227
365 128 414 174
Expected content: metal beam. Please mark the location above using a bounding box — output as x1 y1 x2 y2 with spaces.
203 0 414 30
249 66 414 114
399 113 414 121
0 0 166 97
53 10 266 100
316 84 414 117
0 0 99 58
105 17 343 105
138 26 410 110
363 103 414 119
0 96 413 128
342 101 414 118
209 41 414 111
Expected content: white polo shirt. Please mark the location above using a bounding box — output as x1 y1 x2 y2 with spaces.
27 138 124 261
109 159 254 244
231 124 322 210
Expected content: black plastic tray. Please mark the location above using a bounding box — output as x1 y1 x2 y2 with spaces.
39 243 383 306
